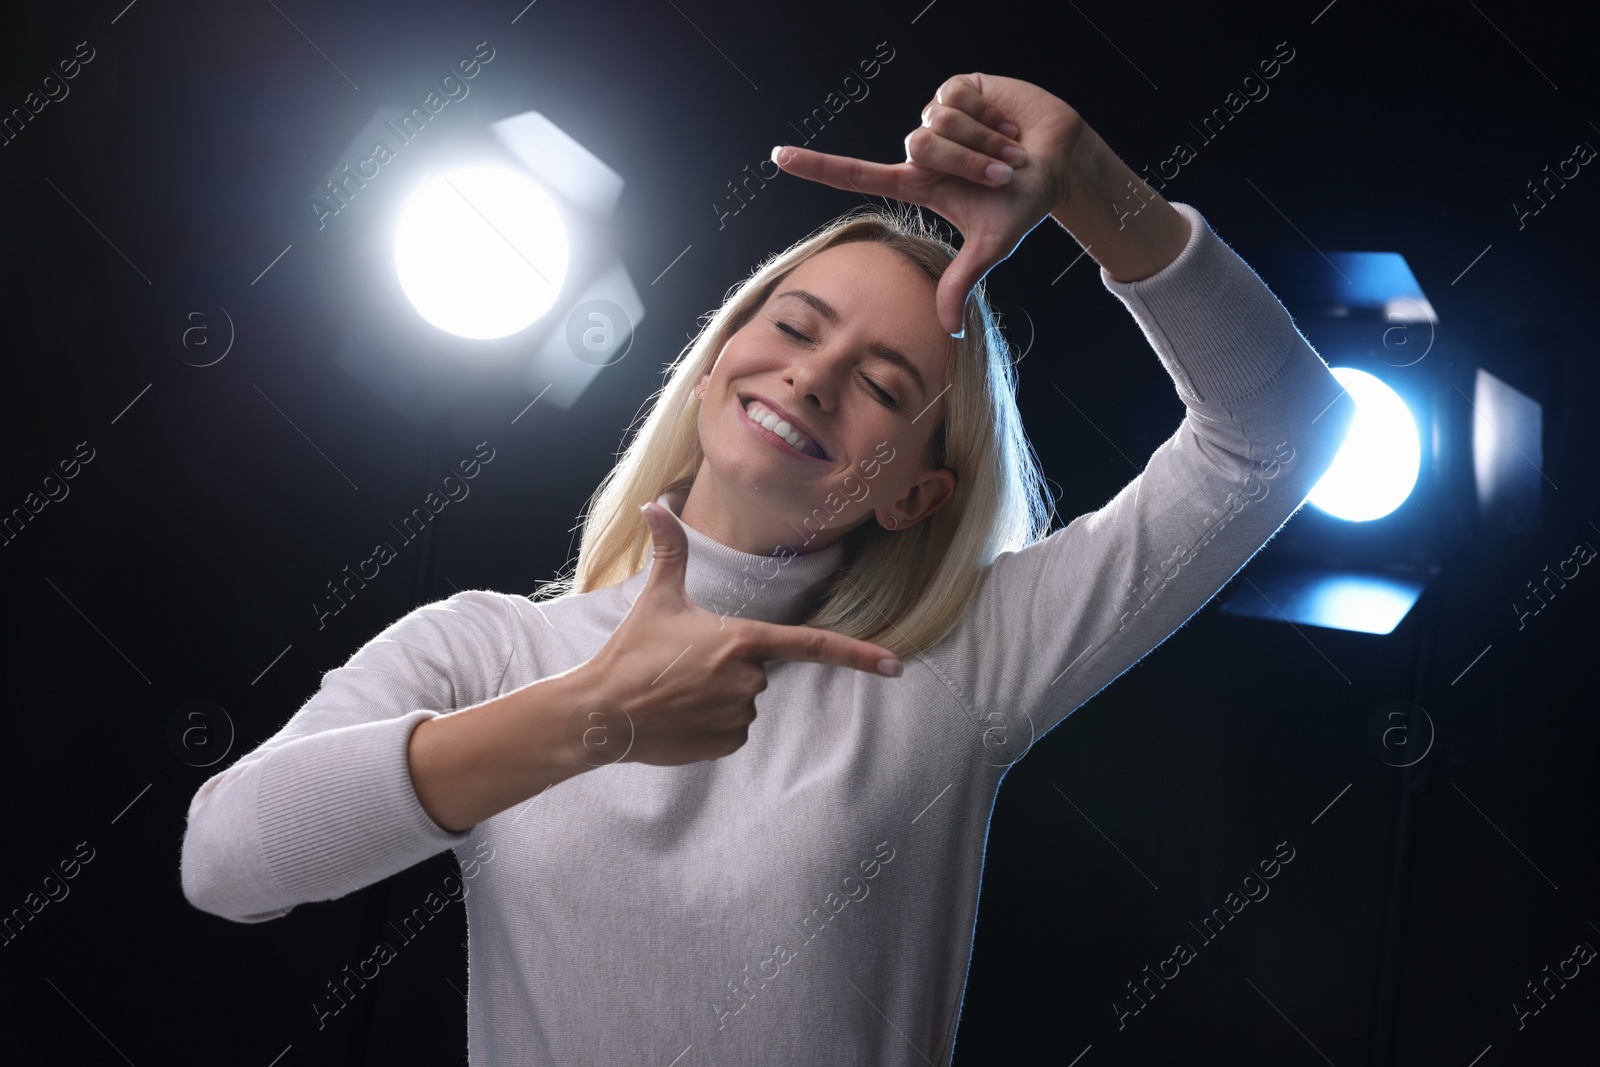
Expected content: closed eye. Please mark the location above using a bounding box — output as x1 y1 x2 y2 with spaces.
774 321 900 409
861 376 898 407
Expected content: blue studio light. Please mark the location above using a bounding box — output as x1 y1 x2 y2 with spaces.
1216 250 1454 635
1306 366 1422 523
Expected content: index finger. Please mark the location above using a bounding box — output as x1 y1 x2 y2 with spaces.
771 145 905 201
740 617 903 677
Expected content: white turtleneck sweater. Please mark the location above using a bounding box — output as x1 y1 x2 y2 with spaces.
180 202 1356 1066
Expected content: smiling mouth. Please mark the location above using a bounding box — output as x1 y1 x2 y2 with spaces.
741 397 828 460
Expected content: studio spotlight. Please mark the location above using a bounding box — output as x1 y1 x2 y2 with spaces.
1215 250 1456 635
1215 253 1546 638
316 103 643 424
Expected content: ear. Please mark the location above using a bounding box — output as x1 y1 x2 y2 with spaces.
885 466 958 530
696 342 730 399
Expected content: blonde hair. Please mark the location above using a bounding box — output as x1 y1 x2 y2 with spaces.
534 204 1052 658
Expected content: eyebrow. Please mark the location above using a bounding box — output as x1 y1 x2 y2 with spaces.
773 289 928 402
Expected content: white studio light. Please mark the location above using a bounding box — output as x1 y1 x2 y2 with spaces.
1307 366 1422 522
394 166 569 340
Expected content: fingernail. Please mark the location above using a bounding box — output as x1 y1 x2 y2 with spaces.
771 145 793 166
877 657 902 678
640 503 661 533
1000 145 1026 166
998 121 1020 138
985 161 1012 185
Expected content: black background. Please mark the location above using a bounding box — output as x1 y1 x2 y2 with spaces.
2 1 1596 1064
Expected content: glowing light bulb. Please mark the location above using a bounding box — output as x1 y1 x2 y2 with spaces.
394 166 569 339
1307 367 1421 522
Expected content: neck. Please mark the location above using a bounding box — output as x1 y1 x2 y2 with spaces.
620 485 847 626
678 464 861 557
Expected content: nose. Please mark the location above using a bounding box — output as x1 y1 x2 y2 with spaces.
782 345 841 412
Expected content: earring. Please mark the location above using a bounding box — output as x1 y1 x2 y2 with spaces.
883 515 899 531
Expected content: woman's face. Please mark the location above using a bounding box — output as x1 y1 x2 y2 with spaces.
685 240 958 555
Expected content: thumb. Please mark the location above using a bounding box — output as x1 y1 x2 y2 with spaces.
638 502 690 604
939 248 988 337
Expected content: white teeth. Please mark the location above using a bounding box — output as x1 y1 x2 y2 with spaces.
745 399 821 457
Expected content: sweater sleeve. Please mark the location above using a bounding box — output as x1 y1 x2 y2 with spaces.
931 202 1358 757
180 590 521 923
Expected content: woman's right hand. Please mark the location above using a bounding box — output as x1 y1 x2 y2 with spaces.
571 501 903 767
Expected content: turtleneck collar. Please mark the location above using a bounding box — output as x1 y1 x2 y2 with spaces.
616 486 847 626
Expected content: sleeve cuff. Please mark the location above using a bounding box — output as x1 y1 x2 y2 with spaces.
256 708 472 904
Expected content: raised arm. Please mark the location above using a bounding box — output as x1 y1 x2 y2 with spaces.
933 199 1355 745
771 73 1357 750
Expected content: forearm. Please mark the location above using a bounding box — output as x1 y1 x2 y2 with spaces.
1049 127 1191 283
408 664 600 832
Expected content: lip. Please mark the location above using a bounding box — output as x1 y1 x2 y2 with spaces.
737 392 831 462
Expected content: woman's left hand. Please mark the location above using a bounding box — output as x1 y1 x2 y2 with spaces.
772 72 1102 335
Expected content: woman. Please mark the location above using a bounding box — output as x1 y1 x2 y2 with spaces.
181 73 1355 1064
